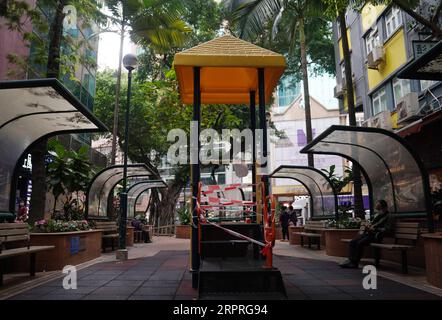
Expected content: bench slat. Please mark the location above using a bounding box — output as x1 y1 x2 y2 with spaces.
395 222 419 228
0 229 29 236
395 233 419 240
370 243 414 250
0 246 54 259
394 227 419 235
0 223 28 230
0 235 29 242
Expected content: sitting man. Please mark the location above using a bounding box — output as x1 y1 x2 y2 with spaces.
340 200 393 269
132 215 151 243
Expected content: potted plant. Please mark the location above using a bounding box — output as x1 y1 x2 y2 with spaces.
175 206 191 239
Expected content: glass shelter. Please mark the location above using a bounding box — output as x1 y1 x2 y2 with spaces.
0 79 108 216
127 180 167 218
86 164 153 218
269 165 338 220
300 125 432 229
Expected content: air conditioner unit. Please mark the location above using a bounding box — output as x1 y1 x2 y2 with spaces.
334 84 344 98
362 118 372 127
396 92 420 124
371 110 392 130
367 46 385 69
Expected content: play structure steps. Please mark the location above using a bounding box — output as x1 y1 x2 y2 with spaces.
198 257 287 300
200 223 263 259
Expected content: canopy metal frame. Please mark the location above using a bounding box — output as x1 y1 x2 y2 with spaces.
126 180 167 218
269 165 339 221
0 78 108 214
300 125 433 231
85 164 153 219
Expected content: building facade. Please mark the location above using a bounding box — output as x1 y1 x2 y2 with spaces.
333 1 441 126
333 2 442 194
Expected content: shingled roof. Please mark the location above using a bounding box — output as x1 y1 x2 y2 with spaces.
173 35 286 104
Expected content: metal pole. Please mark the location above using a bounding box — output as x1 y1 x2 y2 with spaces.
258 68 268 200
191 67 201 288
250 91 257 222
118 68 132 255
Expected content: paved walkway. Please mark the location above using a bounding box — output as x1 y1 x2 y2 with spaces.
3 238 441 300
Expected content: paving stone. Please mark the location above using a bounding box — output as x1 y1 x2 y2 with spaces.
104 280 144 287
129 295 175 300
91 286 138 295
141 280 181 287
133 286 178 296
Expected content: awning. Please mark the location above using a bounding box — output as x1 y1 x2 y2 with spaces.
269 165 338 219
127 180 167 218
86 164 153 218
0 79 108 214
173 35 286 105
300 125 431 217
397 40 442 81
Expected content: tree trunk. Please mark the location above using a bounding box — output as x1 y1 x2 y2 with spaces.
111 21 125 165
299 17 314 167
28 140 47 223
393 0 442 37
29 1 65 222
46 1 66 78
338 10 364 219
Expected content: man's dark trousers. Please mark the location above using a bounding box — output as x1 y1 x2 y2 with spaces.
282 225 289 240
348 232 375 264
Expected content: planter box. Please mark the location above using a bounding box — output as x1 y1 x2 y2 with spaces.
289 226 304 245
324 229 360 257
126 226 134 247
175 225 191 239
11 230 102 272
422 232 442 288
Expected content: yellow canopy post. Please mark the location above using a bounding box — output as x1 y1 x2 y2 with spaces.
174 35 286 105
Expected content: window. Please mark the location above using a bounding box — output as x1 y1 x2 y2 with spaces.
341 63 346 83
372 87 387 115
365 29 380 54
392 78 411 106
385 6 402 38
420 80 437 91
336 20 341 38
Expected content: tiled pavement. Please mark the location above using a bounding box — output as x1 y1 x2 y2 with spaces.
7 250 441 300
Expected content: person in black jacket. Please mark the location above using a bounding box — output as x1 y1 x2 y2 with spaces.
279 206 290 241
340 200 393 268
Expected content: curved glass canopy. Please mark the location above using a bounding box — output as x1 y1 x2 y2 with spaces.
300 125 431 218
0 79 108 214
127 180 167 218
269 165 338 219
86 164 153 217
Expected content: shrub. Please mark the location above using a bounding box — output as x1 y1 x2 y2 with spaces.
32 219 91 233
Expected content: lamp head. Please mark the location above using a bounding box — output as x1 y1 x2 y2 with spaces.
123 53 138 71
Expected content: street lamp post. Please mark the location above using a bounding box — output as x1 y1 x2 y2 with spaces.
116 53 138 261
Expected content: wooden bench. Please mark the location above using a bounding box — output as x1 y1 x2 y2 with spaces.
293 221 328 250
0 223 54 286
371 222 419 274
94 221 119 252
341 221 419 274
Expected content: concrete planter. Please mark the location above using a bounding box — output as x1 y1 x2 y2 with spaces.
175 225 191 239
324 229 360 257
12 230 102 272
289 226 304 245
422 232 442 288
